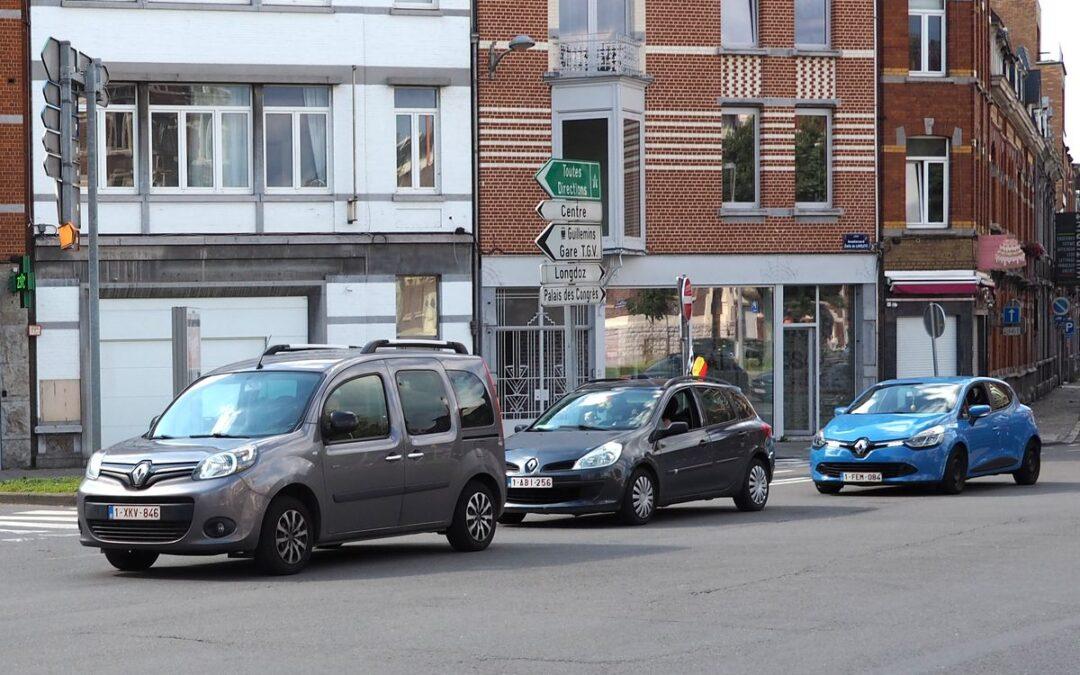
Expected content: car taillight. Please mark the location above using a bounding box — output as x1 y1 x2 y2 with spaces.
762 423 773 440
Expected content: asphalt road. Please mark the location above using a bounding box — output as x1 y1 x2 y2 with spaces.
2 452 1080 674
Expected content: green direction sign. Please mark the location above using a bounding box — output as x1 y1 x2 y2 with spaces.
535 159 602 201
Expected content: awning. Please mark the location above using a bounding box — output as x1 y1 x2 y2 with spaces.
886 270 994 296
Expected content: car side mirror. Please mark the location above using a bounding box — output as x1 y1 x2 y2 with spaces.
514 424 527 433
968 404 991 421
651 421 690 443
833 406 848 417
326 410 360 436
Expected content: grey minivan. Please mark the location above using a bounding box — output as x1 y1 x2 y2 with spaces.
77 340 506 575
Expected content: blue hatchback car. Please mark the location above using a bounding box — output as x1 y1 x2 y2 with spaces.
810 377 1041 494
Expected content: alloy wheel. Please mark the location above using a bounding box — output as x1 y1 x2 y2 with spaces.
632 474 655 518
466 491 494 542
275 509 309 565
749 464 769 505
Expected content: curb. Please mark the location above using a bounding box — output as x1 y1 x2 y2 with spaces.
0 492 76 506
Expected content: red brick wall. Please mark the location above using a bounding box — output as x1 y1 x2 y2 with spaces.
478 0 878 257
0 0 28 258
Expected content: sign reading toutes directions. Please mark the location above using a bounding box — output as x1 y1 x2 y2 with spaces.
535 158 606 308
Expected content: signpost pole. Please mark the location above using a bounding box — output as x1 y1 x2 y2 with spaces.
86 59 102 453
58 42 75 228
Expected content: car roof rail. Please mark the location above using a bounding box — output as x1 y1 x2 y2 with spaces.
360 339 470 355
662 375 733 388
256 343 359 370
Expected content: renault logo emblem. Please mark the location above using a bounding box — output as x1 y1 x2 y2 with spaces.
525 458 539 474
130 460 153 488
853 438 871 457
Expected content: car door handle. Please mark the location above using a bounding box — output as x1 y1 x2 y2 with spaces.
407 452 424 460
385 454 403 462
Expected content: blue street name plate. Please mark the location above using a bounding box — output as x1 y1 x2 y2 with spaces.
843 234 872 251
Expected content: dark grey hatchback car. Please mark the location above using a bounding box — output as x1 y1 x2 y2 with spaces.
503 377 775 525
77 340 506 575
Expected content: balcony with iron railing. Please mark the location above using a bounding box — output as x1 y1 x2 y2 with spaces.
552 33 645 79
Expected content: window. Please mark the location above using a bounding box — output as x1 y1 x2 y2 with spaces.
396 370 452 436
322 374 391 443
795 111 830 206
721 110 758 207
623 118 642 239
448 371 496 428
722 0 757 46
905 138 949 228
731 392 756 420
559 0 632 35
394 88 438 191
264 86 329 191
796 0 828 47
660 389 702 429
909 0 945 75
76 84 137 191
987 382 1013 410
698 387 738 427
149 84 251 191
396 276 439 338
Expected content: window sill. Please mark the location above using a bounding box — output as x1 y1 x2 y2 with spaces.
718 47 768 56
794 207 843 222
393 193 445 203
35 424 83 435
793 47 840 57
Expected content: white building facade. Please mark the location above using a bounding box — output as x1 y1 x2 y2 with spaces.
29 0 474 462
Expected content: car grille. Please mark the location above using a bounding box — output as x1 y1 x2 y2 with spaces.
84 497 194 544
505 461 520 473
99 460 201 489
816 462 919 479
542 460 576 472
508 484 603 505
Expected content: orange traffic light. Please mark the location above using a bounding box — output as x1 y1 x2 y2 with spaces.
58 222 79 251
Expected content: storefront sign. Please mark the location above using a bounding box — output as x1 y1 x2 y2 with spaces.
1055 213 1080 284
842 233 871 251
977 235 1026 271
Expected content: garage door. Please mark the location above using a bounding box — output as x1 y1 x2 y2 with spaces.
100 297 308 447
896 315 958 378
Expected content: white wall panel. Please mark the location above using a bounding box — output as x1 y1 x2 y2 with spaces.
36 329 80 381
98 203 142 234
149 202 257 234
36 287 79 323
326 282 395 318
263 202 335 232
440 280 472 316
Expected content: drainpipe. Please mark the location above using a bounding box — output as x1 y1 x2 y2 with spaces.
875 0 885 386
470 7 482 355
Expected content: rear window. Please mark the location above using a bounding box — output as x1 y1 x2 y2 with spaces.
395 370 452 435
448 370 495 428
698 387 737 426
730 391 756 419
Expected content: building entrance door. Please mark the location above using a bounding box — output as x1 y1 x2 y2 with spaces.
783 327 815 435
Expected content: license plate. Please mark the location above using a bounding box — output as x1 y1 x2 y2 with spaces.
842 472 883 483
509 477 553 489
108 505 161 520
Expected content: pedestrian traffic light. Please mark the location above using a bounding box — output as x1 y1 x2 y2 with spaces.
7 255 34 309
58 221 79 250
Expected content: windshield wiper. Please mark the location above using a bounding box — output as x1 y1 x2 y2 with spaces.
187 433 249 439
150 435 174 440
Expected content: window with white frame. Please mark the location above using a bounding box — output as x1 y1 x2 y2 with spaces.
149 84 251 191
721 109 758 207
796 0 828 48
76 83 137 191
559 0 632 35
909 0 945 75
905 137 949 228
395 88 438 192
722 0 757 47
795 111 830 206
264 86 330 191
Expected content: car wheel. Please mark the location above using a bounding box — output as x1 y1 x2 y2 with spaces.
104 548 159 572
1013 440 1041 485
619 468 656 525
446 480 497 552
815 482 843 495
498 512 527 525
734 459 770 511
255 495 314 575
939 448 968 495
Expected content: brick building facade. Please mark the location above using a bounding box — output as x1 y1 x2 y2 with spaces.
879 0 1074 400
0 0 32 468
478 0 879 437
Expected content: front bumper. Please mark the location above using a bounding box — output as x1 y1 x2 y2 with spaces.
809 443 950 485
77 473 269 554
503 464 627 515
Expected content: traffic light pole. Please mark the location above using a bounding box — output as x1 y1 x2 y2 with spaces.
85 60 102 453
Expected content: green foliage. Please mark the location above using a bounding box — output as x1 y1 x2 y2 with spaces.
625 289 677 323
0 477 82 494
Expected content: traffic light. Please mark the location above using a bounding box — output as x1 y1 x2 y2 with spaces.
8 256 35 309
58 222 80 250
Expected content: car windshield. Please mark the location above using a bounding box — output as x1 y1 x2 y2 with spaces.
847 383 961 415
531 387 662 432
151 371 323 439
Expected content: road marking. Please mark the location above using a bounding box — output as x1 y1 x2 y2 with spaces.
772 477 813 486
0 514 77 522
16 510 76 516
0 510 79 540
0 519 77 529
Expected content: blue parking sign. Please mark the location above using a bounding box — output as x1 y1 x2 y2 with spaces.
1066 320 1076 337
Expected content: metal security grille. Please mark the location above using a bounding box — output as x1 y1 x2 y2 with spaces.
492 289 591 421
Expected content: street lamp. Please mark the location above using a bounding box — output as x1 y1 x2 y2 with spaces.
488 34 536 79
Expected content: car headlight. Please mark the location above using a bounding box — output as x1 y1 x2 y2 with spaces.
812 431 826 449
905 425 945 449
85 451 104 480
193 445 258 480
572 441 623 470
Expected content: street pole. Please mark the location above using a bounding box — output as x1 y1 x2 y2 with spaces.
930 304 939 377
58 42 75 228
85 59 102 452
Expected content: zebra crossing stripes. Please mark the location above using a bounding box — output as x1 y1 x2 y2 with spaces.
0 509 79 541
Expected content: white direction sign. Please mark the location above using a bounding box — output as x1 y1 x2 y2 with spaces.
535 223 602 262
541 262 606 285
535 200 603 224
541 284 606 307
